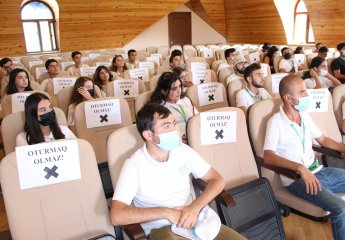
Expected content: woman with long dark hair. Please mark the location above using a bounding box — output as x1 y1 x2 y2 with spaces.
16 92 76 146
6 68 33 95
109 55 129 79
93 65 114 97
263 46 279 74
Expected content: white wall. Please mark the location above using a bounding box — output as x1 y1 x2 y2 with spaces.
124 5 226 51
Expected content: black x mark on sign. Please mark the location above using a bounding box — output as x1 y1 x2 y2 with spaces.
200 79 205 83
44 165 59 179
215 129 224 140
100 114 108 123
208 94 214 101
124 90 130 95
316 101 321 109
138 76 143 80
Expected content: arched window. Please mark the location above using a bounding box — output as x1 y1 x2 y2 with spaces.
21 1 58 53
294 0 315 44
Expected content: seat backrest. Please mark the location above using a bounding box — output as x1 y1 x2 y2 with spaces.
228 79 246 107
107 124 145 190
218 67 233 89
331 84 345 129
186 82 229 112
74 97 132 164
57 86 73 117
149 74 161 91
1 107 67 155
327 57 335 75
187 107 258 189
135 91 153 115
0 80 41 99
155 64 171 75
0 139 114 239
211 60 225 72
273 55 282 74
146 46 157 54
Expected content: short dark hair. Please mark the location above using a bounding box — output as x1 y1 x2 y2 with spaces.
243 63 261 82
0 57 12 67
136 103 171 139
171 49 182 57
262 43 271 50
149 71 182 104
7 68 33 95
127 49 136 56
93 65 113 91
224 48 236 58
337 43 345 51
318 46 329 53
71 51 82 59
281 47 289 54
45 59 58 70
315 43 323 48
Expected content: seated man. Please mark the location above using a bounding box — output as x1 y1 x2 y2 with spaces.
279 47 303 74
236 63 271 116
264 75 345 240
331 42 345 83
169 50 184 69
0 57 15 86
110 104 245 240
40 59 70 89
125 49 139 70
313 42 323 53
317 46 329 59
217 48 236 73
67 51 89 77
226 55 248 85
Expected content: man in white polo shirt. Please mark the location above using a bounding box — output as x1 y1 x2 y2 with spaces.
236 63 271 116
264 75 345 240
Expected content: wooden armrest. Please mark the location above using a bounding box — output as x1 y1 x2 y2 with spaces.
122 223 147 240
312 144 341 158
192 178 235 208
255 156 300 180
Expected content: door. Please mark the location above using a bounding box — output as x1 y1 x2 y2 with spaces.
168 12 191 47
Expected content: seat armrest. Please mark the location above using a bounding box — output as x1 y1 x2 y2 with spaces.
122 223 147 240
312 144 341 158
255 156 300 180
192 178 235 208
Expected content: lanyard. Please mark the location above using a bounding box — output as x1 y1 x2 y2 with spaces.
245 87 262 101
290 122 306 153
171 104 187 123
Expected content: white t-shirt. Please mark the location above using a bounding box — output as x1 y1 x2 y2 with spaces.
278 59 299 73
304 76 333 89
163 97 194 136
263 106 323 186
236 87 272 109
226 72 243 86
112 143 211 235
67 63 89 77
217 62 230 74
16 125 76 146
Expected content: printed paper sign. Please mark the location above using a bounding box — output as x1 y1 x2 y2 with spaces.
307 89 329 113
81 57 90 62
327 52 334 59
61 61 75 70
192 70 212 85
16 140 81 190
95 62 111 67
114 80 139 98
151 53 162 60
139 61 155 71
191 62 207 72
271 73 288 93
203 49 213 58
200 111 237 145
121 54 128 60
146 56 160 65
28 60 43 69
85 99 122 128
260 63 268 78
294 54 305 64
11 92 32 113
249 52 260 63
241 50 249 56
36 67 47 79
80 67 97 77
197 83 224 106
89 53 100 59
129 68 149 82
53 78 77 94
304 49 313 55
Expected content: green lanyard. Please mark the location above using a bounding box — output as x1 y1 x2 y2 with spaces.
290 122 306 153
245 87 262 102
171 104 187 123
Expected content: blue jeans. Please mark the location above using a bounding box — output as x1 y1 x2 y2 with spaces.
287 167 345 240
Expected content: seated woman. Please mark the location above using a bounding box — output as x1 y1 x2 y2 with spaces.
149 71 195 143
94 65 114 97
68 77 100 132
263 46 278 74
293 46 305 54
6 68 33 95
16 92 76 146
171 67 193 93
109 55 129 79
302 56 341 89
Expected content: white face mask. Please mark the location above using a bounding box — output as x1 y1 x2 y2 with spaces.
320 69 328 76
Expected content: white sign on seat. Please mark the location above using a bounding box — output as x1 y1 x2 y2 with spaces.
89 53 101 59
294 54 305 64
114 80 139 98
35 67 47 79
146 56 160 65
95 62 111 67
28 60 43 69
60 62 75 70
139 61 155 71
129 68 149 82
80 67 97 77
11 92 32 113
307 89 329 113
197 83 224 106
150 53 162 60
260 63 268 78
271 73 288 93
53 78 77 94
84 99 122 128
192 70 212 85
203 49 214 59
191 62 207 72
249 52 260 63
16 140 80 190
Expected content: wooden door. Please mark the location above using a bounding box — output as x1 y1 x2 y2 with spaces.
168 12 191 47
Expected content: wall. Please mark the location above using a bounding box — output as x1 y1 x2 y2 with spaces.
274 0 298 44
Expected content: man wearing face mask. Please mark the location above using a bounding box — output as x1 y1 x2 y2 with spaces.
331 42 345 83
226 54 248 86
278 47 303 74
236 63 271 116
264 75 345 240
110 104 246 240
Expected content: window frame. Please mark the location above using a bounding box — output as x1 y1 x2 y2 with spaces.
21 0 59 53
293 0 314 44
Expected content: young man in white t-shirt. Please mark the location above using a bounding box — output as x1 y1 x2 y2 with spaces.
264 75 345 240
67 51 89 77
217 48 236 74
236 63 271 116
226 54 248 86
110 104 245 240
278 47 303 74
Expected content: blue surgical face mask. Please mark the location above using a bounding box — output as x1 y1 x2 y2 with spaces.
290 95 310 112
152 130 180 151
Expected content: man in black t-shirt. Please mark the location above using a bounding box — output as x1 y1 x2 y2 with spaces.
331 42 345 83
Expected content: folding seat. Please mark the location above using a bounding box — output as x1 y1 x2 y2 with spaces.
155 64 170 75
327 58 335 75
57 86 74 117
263 73 288 98
29 63 45 79
293 54 308 70
187 107 286 239
39 70 70 84
273 54 282 74
0 139 115 239
1 106 67 155
146 46 157 54
218 67 233 89
331 84 345 133
157 46 170 60
215 49 226 60
306 53 318 67
0 80 41 99
186 82 229 112
135 91 152 116
148 74 161 91
183 47 197 61
211 59 225 72
169 45 182 54
227 79 246 107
